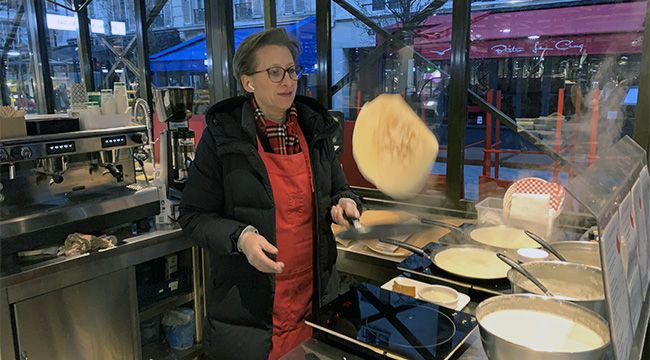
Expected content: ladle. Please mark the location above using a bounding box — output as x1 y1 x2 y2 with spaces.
524 230 567 262
496 253 554 296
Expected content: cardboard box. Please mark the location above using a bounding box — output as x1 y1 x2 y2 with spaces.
0 115 27 139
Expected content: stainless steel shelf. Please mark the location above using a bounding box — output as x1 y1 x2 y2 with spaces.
139 292 194 322
142 342 203 360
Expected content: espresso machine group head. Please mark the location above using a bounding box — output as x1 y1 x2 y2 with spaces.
153 87 196 197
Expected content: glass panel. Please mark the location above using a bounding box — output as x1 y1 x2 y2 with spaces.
44 1 80 112
231 0 316 97
233 0 263 26
148 0 209 114
87 0 137 92
465 0 647 200
1 1 37 113
277 0 316 97
331 0 451 195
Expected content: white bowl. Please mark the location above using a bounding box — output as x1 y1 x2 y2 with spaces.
418 285 459 307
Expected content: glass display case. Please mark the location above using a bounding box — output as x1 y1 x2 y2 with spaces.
565 136 649 360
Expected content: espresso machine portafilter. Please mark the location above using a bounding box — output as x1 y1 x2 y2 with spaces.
153 87 196 198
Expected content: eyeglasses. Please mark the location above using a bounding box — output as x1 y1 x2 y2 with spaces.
251 65 303 83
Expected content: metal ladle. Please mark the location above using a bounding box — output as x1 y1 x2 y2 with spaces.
497 253 554 296
525 230 567 262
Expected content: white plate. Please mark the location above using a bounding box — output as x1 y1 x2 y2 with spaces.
381 277 470 311
364 234 412 257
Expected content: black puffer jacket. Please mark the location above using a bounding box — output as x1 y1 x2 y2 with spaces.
178 95 361 359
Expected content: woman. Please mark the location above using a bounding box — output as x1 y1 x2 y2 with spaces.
179 28 361 359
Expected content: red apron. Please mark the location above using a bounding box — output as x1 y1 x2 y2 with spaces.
257 127 314 360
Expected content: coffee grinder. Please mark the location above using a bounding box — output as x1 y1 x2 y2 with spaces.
153 87 196 199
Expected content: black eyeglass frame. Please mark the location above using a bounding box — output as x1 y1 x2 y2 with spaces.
250 65 304 83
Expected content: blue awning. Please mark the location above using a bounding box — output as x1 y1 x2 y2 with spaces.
623 86 638 106
150 34 207 72
150 16 316 74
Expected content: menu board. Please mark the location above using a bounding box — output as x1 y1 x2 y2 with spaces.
632 179 649 295
602 215 634 360
619 193 643 329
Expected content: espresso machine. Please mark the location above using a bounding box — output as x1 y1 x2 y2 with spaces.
153 87 196 198
0 125 160 273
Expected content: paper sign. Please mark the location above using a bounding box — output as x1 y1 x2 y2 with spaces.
632 179 649 295
602 215 633 360
640 166 650 255
619 193 643 329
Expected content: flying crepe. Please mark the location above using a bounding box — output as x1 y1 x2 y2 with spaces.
353 94 439 199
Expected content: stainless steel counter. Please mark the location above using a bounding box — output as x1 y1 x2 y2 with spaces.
281 329 489 360
1 228 184 291
0 227 191 360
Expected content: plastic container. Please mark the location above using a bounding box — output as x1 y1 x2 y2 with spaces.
475 197 504 226
162 307 195 350
140 316 161 345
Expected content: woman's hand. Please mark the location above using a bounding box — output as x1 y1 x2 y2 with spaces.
239 231 285 273
331 198 361 227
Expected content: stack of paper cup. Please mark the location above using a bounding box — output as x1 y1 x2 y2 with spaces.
114 82 128 114
101 89 116 115
69 106 102 130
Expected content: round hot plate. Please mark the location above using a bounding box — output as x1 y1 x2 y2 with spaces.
309 283 477 360
361 303 456 349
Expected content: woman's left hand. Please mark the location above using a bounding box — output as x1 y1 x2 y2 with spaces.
331 198 361 227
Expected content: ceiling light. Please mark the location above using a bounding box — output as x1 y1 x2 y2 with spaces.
528 35 540 40
7 50 20 57
500 28 511 33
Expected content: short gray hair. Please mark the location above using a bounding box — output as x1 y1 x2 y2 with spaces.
233 28 301 83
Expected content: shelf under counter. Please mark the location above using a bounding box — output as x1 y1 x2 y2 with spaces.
139 292 194 322
142 342 203 360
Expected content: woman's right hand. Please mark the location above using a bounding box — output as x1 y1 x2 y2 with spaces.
239 231 285 273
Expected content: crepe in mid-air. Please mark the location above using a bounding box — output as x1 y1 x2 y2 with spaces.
353 94 439 199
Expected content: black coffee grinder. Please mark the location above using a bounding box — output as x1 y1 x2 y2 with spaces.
153 87 195 198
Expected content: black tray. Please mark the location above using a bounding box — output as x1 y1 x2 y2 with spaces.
309 283 477 360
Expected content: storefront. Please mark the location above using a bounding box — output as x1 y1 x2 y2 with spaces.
1 0 649 359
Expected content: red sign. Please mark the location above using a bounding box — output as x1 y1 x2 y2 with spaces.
416 33 644 60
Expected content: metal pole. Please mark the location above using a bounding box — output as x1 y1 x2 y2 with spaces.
634 0 650 161
316 0 331 107
0 58 8 106
25 0 54 113
264 0 277 29
206 0 236 103
76 0 95 91
445 0 471 204
134 0 153 106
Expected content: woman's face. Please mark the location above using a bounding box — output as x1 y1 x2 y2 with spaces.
242 45 297 119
